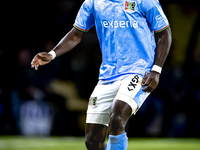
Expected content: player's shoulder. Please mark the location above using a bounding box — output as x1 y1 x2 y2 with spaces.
84 0 94 4
82 0 94 10
82 0 94 6
141 0 159 4
141 0 160 11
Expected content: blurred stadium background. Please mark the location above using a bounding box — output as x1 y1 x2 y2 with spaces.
0 0 200 149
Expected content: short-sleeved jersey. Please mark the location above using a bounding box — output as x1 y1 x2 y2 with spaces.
74 0 169 83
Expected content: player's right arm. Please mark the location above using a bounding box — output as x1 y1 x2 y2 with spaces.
31 27 84 70
31 0 94 70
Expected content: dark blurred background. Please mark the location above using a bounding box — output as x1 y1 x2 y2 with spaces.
0 0 199 138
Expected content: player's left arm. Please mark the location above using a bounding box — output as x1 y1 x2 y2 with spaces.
142 27 172 92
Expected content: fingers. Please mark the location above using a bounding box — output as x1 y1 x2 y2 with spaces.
142 73 159 92
141 76 149 87
31 60 39 70
142 77 152 92
30 53 41 70
142 81 157 92
31 52 52 70
34 63 40 70
31 58 37 69
35 65 38 70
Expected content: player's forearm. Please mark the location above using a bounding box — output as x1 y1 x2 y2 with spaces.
154 27 172 68
52 27 83 57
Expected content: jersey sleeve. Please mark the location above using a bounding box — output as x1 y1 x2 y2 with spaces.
142 0 169 33
73 0 95 32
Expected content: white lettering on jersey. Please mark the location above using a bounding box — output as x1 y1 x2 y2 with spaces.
100 20 138 28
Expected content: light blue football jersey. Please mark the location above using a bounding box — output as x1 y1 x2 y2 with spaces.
74 0 169 83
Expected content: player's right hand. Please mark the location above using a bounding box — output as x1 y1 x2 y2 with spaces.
31 52 53 70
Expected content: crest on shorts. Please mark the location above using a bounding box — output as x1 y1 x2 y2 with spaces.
125 1 136 12
88 97 97 106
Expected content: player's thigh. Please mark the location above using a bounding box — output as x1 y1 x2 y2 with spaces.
86 81 120 126
115 74 150 115
109 75 149 134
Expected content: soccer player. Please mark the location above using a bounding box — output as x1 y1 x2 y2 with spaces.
31 0 172 149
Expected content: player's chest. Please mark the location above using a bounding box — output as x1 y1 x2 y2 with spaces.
94 0 143 20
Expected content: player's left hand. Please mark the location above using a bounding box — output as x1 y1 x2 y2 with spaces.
141 71 160 92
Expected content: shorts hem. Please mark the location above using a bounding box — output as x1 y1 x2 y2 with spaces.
115 93 138 115
86 113 110 126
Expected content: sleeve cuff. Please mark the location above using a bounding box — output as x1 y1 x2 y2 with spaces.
154 24 170 33
73 24 89 32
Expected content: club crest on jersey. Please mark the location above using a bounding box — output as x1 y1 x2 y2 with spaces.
88 97 97 106
125 1 136 12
